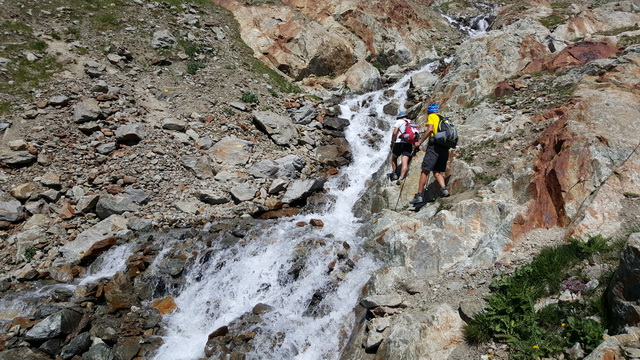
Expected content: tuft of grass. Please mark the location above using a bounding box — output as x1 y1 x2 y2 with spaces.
186 61 206 75
24 246 37 261
0 102 12 115
540 15 566 29
241 92 259 104
595 25 640 37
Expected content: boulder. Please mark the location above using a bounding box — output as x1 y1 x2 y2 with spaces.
0 199 24 222
229 183 258 203
56 214 128 266
73 99 102 123
96 195 139 219
10 182 37 201
253 111 298 146
115 123 146 143
180 156 216 179
104 272 139 311
60 332 91 359
162 118 187 132
207 136 254 165
344 60 382 93
281 179 324 204
24 309 83 341
152 29 177 49
195 189 230 205
0 150 37 165
288 105 317 125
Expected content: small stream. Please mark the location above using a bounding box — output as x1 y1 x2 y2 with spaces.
151 65 436 360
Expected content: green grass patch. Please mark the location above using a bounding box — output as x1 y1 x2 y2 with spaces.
464 235 618 359
241 92 259 104
186 61 206 75
540 15 566 29
0 57 62 95
595 25 639 37
620 35 640 48
0 102 12 115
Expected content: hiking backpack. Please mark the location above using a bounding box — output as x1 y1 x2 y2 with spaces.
400 119 421 144
433 115 458 148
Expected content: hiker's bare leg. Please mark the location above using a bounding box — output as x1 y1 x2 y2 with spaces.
399 155 409 179
417 169 429 195
391 154 399 174
433 171 446 188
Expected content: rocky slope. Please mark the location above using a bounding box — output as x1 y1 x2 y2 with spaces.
1 0 640 359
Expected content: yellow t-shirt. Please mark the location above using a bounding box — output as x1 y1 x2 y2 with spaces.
426 113 440 138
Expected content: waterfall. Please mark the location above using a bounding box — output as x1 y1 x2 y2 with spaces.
152 67 433 360
440 3 496 37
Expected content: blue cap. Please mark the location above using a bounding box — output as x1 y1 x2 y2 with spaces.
427 104 439 113
396 111 407 119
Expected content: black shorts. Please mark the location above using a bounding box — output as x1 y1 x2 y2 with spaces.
392 142 413 157
421 143 449 172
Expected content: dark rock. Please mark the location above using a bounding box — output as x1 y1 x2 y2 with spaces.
25 309 83 341
0 347 50 360
281 179 324 204
39 338 63 357
60 332 91 359
82 342 114 360
104 272 140 311
124 188 149 204
323 116 350 131
607 233 640 333
48 95 70 107
113 336 141 360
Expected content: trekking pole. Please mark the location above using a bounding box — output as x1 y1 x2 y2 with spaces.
393 147 417 211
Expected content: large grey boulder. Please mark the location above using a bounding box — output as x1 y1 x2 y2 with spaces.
152 29 177 49
25 309 83 341
281 179 324 204
253 111 298 146
207 136 254 165
115 123 146 143
344 60 382 93
56 215 128 266
73 99 102 123
229 183 258 203
0 150 36 165
289 105 317 125
0 199 24 222
180 156 216 179
96 195 139 219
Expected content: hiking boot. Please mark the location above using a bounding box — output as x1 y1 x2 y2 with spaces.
389 173 398 181
409 193 424 204
440 187 450 197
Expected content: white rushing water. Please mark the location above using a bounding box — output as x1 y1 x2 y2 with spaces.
153 66 435 360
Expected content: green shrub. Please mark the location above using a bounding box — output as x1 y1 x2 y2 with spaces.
241 92 259 104
464 235 618 358
186 61 205 74
24 246 37 261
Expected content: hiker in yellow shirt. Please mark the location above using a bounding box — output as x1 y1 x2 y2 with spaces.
410 103 450 204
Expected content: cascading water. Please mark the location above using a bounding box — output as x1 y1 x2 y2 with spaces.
152 66 433 360
440 3 496 37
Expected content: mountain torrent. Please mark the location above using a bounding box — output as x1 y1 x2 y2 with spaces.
1 0 640 359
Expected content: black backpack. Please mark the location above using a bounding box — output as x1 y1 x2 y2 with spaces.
433 115 458 148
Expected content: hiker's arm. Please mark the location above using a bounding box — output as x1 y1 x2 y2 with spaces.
416 123 434 149
390 128 399 148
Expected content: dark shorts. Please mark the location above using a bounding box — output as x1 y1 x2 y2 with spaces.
421 143 449 172
392 142 413 157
